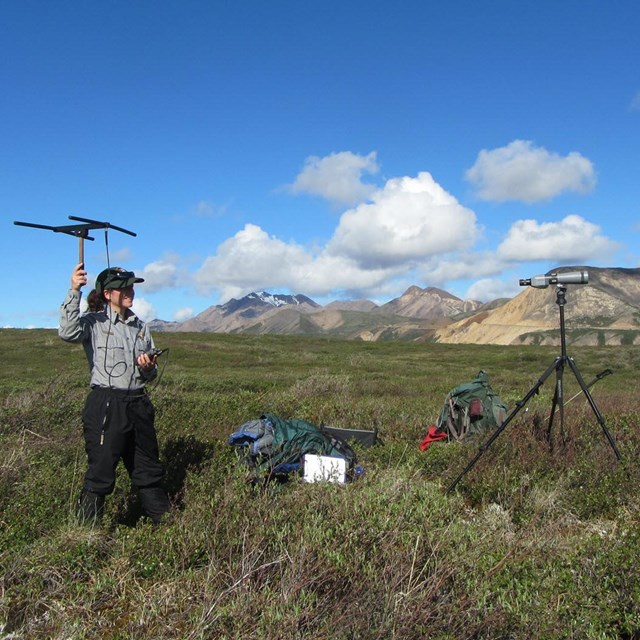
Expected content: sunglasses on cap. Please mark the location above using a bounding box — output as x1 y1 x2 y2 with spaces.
96 267 144 294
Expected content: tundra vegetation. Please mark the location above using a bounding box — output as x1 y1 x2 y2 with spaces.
1 329 639 639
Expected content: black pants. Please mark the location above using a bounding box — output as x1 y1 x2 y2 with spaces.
81 387 168 520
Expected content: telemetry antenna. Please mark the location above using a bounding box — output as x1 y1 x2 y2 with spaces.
14 216 137 266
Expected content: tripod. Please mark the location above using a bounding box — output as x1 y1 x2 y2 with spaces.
447 284 622 494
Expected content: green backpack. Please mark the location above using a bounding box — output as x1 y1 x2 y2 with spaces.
228 414 359 480
436 370 508 441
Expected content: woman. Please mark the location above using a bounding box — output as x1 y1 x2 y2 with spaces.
59 263 169 525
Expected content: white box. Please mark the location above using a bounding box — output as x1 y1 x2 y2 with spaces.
302 454 347 484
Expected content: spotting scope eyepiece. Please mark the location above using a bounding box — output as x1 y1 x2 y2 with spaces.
519 270 589 289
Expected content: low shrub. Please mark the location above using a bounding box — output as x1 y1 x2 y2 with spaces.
1 330 638 639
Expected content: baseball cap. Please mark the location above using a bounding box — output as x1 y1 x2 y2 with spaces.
95 267 144 294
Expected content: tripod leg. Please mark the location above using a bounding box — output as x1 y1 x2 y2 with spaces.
567 358 622 461
555 369 612 411
447 357 562 494
546 374 559 450
547 358 571 452
558 363 568 450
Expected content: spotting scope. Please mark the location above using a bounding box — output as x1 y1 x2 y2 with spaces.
519 270 589 289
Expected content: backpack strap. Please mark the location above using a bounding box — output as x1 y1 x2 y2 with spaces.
446 397 460 440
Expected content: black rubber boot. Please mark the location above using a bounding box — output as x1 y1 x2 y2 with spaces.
138 485 169 525
77 489 105 526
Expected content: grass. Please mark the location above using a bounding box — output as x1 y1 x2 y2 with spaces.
1 329 639 639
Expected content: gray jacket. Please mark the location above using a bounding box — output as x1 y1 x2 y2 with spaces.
59 289 157 391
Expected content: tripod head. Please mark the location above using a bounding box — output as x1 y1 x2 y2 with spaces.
519 270 588 289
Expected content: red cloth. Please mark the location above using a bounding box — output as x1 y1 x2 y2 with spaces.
419 425 447 451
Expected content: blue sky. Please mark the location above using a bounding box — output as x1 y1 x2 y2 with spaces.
2 0 639 328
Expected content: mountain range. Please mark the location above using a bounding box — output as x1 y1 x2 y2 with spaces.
149 266 640 346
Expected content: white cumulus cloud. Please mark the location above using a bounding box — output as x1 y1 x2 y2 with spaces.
466 140 596 203
498 215 619 262
292 253 401 296
137 151 626 310
174 307 194 322
466 278 521 302
132 297 156 322
419 252 506 287
194 224 313 300
139 260 180 293
328 172 479 268
194 223 401 301
195 171 481 302
287 151 379 205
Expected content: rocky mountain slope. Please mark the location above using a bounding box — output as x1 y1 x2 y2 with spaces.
149 267 640 345
164 292 319 333
434 267 640 346
374 285 482 318
149 286 477 340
